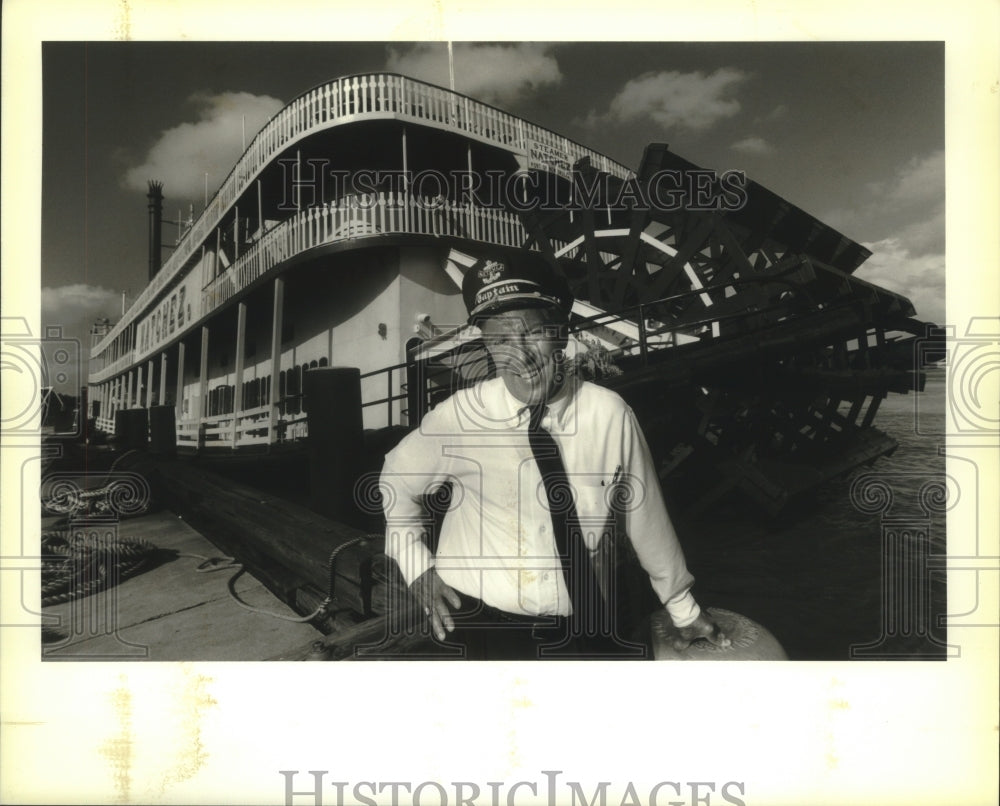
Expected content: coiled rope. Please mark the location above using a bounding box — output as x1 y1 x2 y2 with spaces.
41 529 158 607
43 449 147 517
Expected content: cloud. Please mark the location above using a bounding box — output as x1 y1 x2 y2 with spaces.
122 91 284 200
823 152 945 326
42 283 122 325
884 150 944 207
765 103 788 121
857 237 946 325
41 284 124 391
386 43 561 105
730 136 774 156
824 148 944 258
581 68 748 132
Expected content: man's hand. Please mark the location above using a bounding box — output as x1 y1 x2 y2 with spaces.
671 610 731 652
410 569 462 641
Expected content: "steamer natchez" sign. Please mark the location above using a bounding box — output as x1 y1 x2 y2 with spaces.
525 139 573 180
136 268 202 360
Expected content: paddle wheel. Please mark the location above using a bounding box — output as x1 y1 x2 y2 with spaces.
511 143 939 515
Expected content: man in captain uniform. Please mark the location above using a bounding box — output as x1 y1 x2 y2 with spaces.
381 250 728 659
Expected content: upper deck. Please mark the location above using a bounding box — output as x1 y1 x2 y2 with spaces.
88 72 632 380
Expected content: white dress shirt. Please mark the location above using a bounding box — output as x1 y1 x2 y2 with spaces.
381 376 700 627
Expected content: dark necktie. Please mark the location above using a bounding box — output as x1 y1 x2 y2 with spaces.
527 404 615 651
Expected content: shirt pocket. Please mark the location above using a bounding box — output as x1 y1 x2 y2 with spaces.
572 474 614 527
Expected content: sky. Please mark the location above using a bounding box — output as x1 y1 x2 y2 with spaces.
40 41 944 391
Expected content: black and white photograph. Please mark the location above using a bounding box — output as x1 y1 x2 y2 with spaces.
2 2 997 805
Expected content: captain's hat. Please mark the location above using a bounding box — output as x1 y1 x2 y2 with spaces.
461 250 573 322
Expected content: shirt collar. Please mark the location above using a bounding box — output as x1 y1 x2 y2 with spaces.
494 375 579 430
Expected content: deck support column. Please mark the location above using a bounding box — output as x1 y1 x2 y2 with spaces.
257 180 263 237
124 370 132 410
159 352 168 407
147 359 155 408
198 325 209 450
467 143 475 239
401 127 409 230
175 341 186 423
267 276 284 445
232 301 247 448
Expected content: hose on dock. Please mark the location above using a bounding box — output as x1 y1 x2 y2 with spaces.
177 536 370 623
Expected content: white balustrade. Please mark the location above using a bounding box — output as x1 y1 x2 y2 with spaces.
91 72 629 363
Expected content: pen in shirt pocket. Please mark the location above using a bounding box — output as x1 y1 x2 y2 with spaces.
602 465 623 486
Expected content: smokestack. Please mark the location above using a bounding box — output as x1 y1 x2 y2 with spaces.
147 180 164 281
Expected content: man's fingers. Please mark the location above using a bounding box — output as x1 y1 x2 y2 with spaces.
707 624 731 648
436 600 455 635
430 610 446 641
429 594 456 639
670 616 731 652
442 584 462 611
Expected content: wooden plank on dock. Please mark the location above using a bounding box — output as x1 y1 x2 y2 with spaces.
42 509 322 661
119 453 383 619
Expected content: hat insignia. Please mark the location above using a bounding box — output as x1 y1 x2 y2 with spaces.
478 260 504 284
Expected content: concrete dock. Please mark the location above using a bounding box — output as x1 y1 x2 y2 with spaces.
41 507 323 661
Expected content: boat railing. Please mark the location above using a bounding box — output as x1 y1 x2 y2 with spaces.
368 258 822 426
95 416 116 434
359 360 410 428
91 190 547 380
197 191 548 328
90 352 136 384
90 72 629 359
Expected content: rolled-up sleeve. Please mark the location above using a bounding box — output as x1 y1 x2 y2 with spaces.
380 413 450 586
620 406 701 628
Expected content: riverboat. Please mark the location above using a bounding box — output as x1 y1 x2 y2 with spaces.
86 71 935 517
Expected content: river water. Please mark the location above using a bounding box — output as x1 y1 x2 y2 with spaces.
678 369 949 660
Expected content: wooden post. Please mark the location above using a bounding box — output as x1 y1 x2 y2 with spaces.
257 179 264 237
467 143 475 239
159 352 168 407
234 205 239 260
147 359 155 408
232 301 247 447
267 276 285 444
304 367 363 520
401 127 409 232
175 341 186 423
198 325 209 449
124 370 132 410
296 150 302 212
